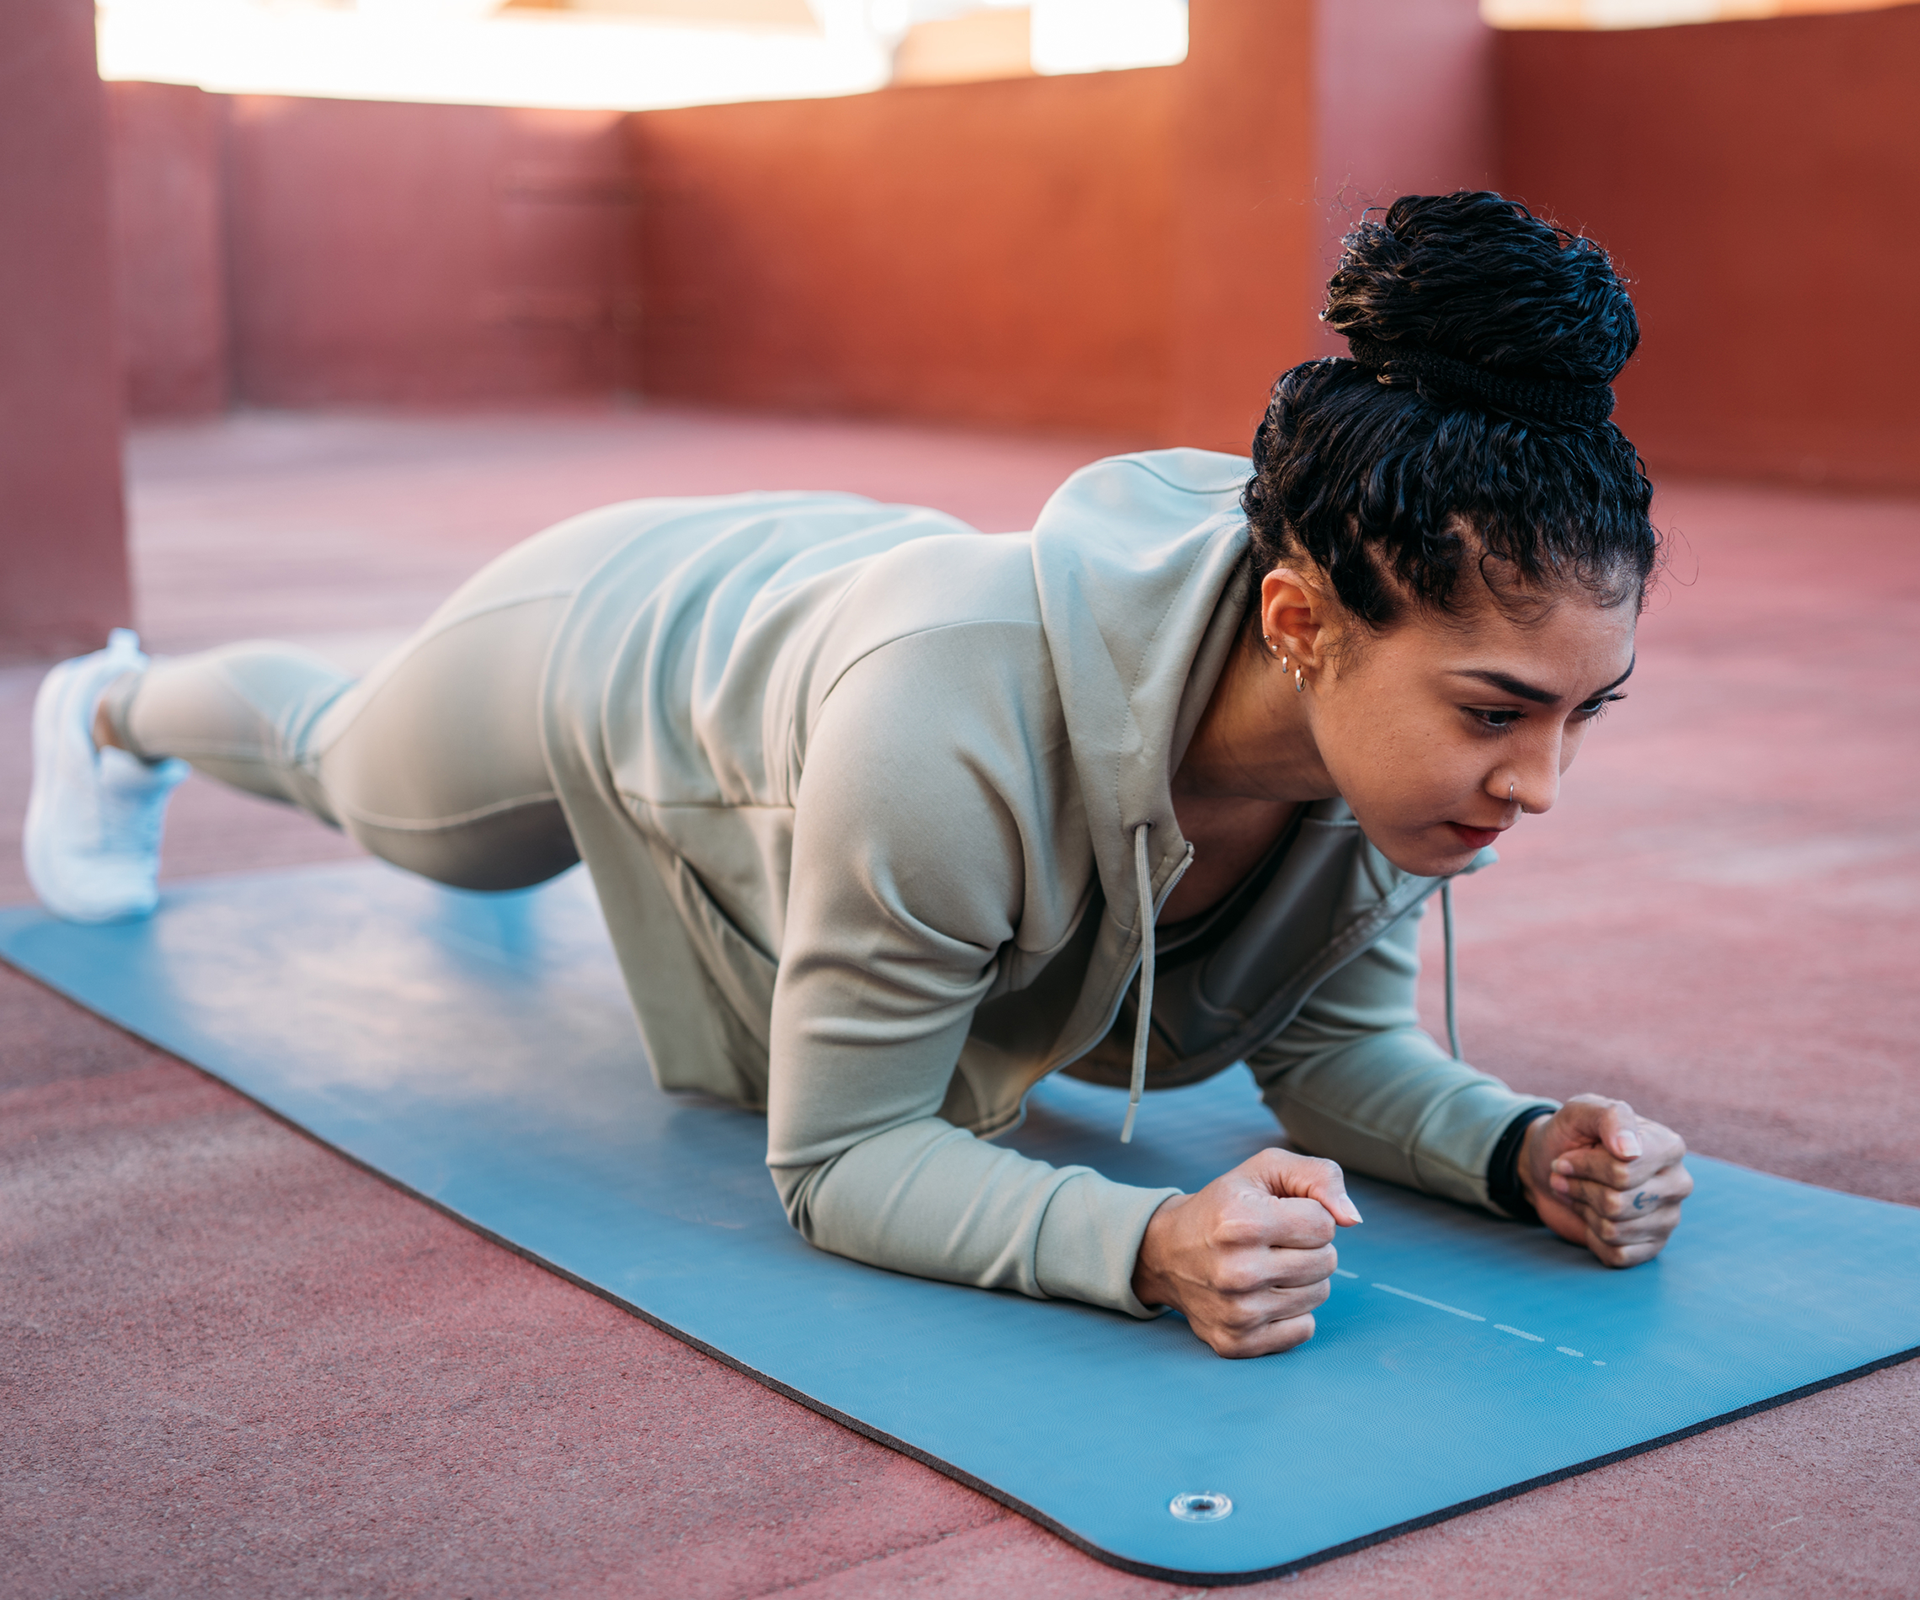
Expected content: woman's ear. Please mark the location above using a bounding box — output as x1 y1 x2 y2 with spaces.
1260 567 1334 673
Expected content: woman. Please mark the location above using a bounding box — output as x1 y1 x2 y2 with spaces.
26 193 1692 1358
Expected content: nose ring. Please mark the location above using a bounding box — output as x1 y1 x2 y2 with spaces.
1508 781 1515 803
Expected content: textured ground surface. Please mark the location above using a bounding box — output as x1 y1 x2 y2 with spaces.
4 404 1917 1599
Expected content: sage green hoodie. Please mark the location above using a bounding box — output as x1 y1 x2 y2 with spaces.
541 449 1551 1317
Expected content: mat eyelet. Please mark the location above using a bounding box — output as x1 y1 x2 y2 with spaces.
1169 1491 1233 1522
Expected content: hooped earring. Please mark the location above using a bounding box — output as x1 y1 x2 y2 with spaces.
1263 632 1307 691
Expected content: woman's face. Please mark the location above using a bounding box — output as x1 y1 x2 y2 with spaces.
1270 572 1638 878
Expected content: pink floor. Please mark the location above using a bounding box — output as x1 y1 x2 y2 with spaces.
4 404 1917 1598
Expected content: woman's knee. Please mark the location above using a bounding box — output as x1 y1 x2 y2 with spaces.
344 801 581 892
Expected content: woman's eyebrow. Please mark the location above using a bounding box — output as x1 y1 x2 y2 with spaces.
1454 659 1635 705
1598 658 1637 694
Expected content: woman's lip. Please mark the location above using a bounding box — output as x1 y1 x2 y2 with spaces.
1448 823 1503 849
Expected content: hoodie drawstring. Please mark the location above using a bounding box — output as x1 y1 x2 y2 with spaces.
1117 833 1466 1138
1121 822 1156 1143
1441 879 1462 1060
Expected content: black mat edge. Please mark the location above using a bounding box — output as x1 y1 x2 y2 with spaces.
9 942 1920 1586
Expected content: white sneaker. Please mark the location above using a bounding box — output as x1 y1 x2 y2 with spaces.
23 629 188 923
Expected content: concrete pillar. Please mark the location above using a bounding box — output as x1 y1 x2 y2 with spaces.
0 0 131 661
1171 0 1494 452
1167 0 1318 453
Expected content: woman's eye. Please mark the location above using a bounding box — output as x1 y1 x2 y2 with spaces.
1573 692 1627 722
1468 707 1524 731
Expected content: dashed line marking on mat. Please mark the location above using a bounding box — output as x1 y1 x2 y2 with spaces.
1371 1282 1485 1321
1338 1275 1607 1365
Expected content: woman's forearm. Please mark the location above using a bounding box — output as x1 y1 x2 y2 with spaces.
769 1116 1178 1315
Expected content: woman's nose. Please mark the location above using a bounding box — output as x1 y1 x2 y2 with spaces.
1496 745 1561 815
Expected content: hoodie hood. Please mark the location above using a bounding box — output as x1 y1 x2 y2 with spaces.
1029 449 1254 934
1025 450 1258 1135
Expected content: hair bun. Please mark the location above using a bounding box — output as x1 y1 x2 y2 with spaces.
1323 192 1638 388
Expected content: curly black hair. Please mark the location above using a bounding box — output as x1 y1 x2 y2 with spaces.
1242 191 1658 630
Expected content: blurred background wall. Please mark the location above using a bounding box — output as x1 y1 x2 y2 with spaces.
5 0 1918 657
108 87 641 413
0 0 131 659
630 66 1185 438
1499 6 1920 491
99 0 1498 451
631 0 1495 450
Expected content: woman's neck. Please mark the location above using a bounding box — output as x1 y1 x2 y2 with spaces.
1161 637 1338 923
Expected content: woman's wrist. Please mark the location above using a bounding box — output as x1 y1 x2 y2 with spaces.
1513 1113 1552 1213
1487 1104 1556 1222
1130 1192 1191 1310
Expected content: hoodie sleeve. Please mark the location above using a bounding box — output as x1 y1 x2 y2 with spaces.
1245 901 1557 1212
765 625 1177 1316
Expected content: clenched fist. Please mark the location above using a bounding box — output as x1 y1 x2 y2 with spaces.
1518 1094 1692 1267
1130 1147 1363 1358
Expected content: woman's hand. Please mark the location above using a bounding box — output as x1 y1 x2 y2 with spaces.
1518 1094 1693 1267
1131 1148 1363 1358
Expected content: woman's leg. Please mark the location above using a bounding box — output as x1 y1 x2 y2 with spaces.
97 506 640 894
103 606 571 891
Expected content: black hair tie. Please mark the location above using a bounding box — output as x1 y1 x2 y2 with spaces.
1345 334 1615 428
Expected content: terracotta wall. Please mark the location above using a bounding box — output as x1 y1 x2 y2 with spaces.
632 0 1920 484
97 0 1918 489
634 67 1181 439
226 98 640 407
1499 6 1920 490
1162 0 1317 452
109 83 228 417
1314 0 1495 226
0 0 131 660
101 0 1496 449
633 0 1494 451
107 88 643 413
1173 0 1493 446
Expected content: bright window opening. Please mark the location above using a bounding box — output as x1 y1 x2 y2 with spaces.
96 0 1189 111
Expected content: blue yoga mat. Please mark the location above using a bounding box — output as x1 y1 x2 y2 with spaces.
4 861 1916 1583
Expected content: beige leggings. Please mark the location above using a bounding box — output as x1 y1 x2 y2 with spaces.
107 507 642 893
